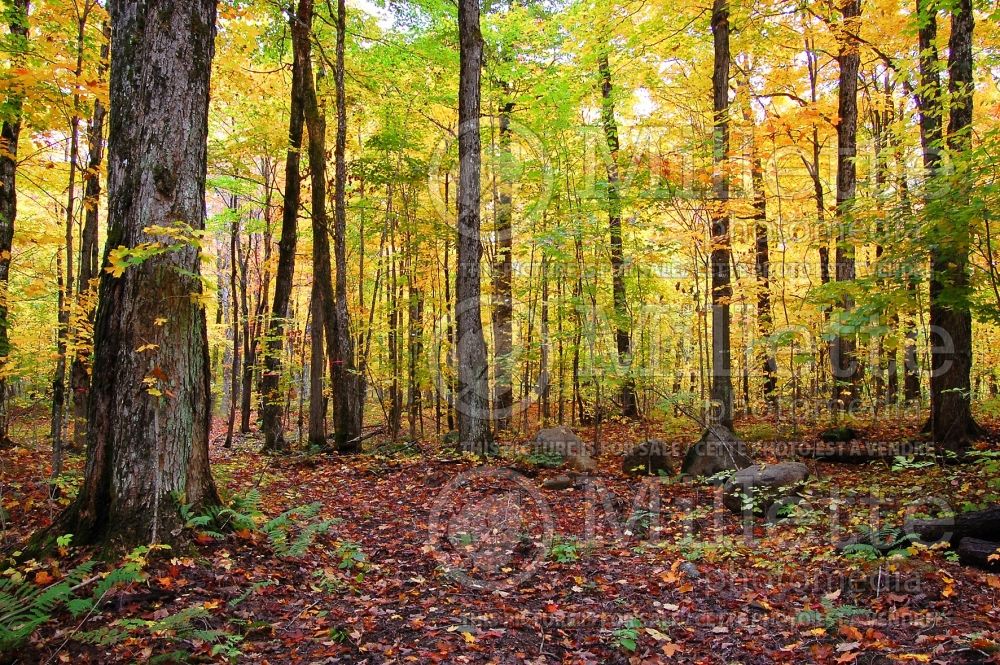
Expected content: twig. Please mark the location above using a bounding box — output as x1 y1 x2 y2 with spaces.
44 587 111 665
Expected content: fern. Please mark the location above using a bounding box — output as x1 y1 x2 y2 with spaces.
1 544 161 652
66 565 145 617
260 503 335 557
180 490 264 539
0 561 97 651
78 606 244 661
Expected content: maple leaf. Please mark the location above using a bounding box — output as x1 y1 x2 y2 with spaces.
661 642 683 657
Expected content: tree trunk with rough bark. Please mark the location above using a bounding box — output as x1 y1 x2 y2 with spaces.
492 98 514 430
224 215 241 449
833 0 861 412
261 0 308 453
598 52 638 420
709 0 733 429
744 103 777 412
330 0 364 452
308 280 326 447
50 0 220 549
0 0 27 447
456 0 493 453
929 0 978 452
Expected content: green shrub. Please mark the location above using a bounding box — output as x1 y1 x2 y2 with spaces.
547 535 580 563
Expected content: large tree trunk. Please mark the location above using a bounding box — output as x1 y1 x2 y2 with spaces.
52 0 220 549
329 0 364 452
456 0 493 453
928 0 978 452
261 0 308 453
70 20 110 451
832 0 861 413
0 0 28 446
709 0 733 429
492 99 514 430
598 52 639 419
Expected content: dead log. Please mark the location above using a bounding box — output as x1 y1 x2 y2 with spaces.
908 506 1000 544
957 538 1000 570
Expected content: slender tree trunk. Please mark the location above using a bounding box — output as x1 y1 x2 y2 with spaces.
456 0 493 452
408 278 424 440
598 52 638 419
261 0 308 453
238 225 255 432
443 203 455 432
929 0 978 451
388 219 401 438
52 5 91 469
804 37 834 405
308 280 326 447
70 19 109 450
330 0 364 451
744 104 777 412
0 0 28 446
709 0 733 428
224 215 240 449
873 73 893 406
540 253 551 424
492 99 514 430
51 0 220 549
832 0 861 413
297 6 337 451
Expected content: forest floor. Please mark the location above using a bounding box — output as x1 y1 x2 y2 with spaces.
2 412 1000 664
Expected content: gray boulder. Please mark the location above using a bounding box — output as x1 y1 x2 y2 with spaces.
680 426 753 478
722 462 810 516
541 475 575 491
622 439 675 477
533 427 596 472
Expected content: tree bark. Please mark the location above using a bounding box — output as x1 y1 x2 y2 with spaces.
308 279 326 447
598 52 639 419
0 0 27 447
455 0 493 453
408 277 424 440
261 0 309 453
709 0 733 429
492 98 514 430
224 214 241 449
52 0 220 549
928 0 978 452
329 0 364 452
832 0 861 412
744 103 777 412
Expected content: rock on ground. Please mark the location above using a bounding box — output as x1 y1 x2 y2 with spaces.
722 462 810 517
680 426 753 478
533 427 596 472
622 439 675 477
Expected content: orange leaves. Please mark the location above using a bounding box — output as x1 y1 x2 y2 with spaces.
33 570 55 586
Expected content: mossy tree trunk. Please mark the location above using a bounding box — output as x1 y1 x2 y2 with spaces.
55 0 221 549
